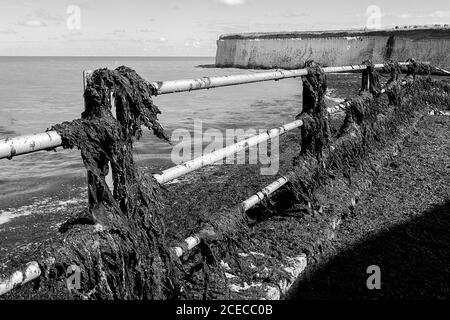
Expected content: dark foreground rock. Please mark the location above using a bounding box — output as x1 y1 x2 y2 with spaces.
288 114 450 299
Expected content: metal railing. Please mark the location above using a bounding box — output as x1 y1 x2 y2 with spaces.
0 62 409 179
0 61 416 296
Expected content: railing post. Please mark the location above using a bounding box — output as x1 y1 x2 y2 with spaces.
296 60 330 159
83 71 116 202
360 60 381 96
47 66 176 299
406 58 432 79
385 61 403 106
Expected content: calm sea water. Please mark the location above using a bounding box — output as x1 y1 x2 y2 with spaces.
0 56 303 213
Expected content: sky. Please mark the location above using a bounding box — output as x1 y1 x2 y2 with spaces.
0 0 449 56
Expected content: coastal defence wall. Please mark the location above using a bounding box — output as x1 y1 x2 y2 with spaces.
215 28 450 69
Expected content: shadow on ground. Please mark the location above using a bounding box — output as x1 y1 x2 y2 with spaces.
289 200 450 300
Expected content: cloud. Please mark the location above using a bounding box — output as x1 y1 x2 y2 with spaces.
382 12 413 19
282 11 310 18
72 1 90 9
381 11 450 19
196 21 250 34
265 11 310 18
429 11 450 18
19 20 47 27
33 8 64 22
185 38 201 48
217 0 246 5
61 31 84 39
0 29 17 35
137 28 153 33
16 8 64 28
397 13 411 19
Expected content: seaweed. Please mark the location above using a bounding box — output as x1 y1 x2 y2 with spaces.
4 61 450 300
295 60 331 159
32 66 180 299
406 58 433 78
287 61 448 217
360 60 381 96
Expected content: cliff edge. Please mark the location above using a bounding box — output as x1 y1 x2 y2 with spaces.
215 27 450 69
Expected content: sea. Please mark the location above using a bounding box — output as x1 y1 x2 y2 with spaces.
0 56 307 224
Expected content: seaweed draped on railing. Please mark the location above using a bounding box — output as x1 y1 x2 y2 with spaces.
31 66 178 299
295 60 331 159
1 59 449 299
288 59 449 219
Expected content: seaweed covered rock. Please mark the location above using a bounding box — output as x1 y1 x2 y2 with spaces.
288 65 448 216
32 66 179 299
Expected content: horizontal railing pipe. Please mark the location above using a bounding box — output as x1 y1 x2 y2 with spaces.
0 131 61 160
434 66 450 75
241 175 291 212
0 62 411 161
0 261 41 296
153 119 303 184
170 75 413 257
173 171 295 257
0 120 302 182
149 69 308 95
147 62 409 95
